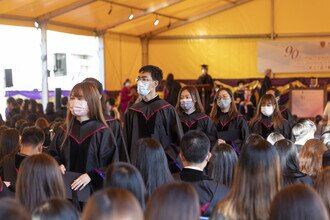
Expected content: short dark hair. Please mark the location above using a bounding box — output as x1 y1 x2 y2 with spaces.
180 130 210 163
105 162 146 209
21 126 45 147
61 97 68 106
83 77 103 95
139 65 163 87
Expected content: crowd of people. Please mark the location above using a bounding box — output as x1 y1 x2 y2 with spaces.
0 64 329 220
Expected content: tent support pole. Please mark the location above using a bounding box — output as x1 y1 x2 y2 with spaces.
98 34 105 89
40 22 49 110
270 0 275 40
141 37 149 66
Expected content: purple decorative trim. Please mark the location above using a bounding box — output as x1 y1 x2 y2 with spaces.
5 90 70 99
94 168 105 179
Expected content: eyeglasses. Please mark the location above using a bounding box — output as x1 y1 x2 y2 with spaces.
136 77 153 83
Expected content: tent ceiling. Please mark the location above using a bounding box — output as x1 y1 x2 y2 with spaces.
0 0 250 36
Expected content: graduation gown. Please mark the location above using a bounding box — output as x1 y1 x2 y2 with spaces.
280 105 294 127
250 115 291 139
179 112 217 147
197 74 214 113
180 168 229 217
49 119 118 189
215 111 250 151
124 96 183 164
105 116 129 162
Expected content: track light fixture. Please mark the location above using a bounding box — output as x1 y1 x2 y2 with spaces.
154 15 159 26
34 20 39 29
128 8 134 20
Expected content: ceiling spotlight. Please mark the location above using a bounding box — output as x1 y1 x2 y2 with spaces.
128 8 134 20
34 20 39 29
108 4 112 15
154 16 159 26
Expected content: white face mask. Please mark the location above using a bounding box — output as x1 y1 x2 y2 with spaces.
180 99 194 111
261 106 274 117
69 100 89 117
217 98 231 110
137 81 150 96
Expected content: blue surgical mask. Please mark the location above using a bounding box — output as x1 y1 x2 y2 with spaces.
180 99 194 111
137 81 150 96
217 98 231 109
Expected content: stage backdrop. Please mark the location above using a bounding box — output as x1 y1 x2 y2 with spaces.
258 40 330 73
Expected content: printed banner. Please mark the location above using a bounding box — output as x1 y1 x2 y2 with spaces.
258 40 330 73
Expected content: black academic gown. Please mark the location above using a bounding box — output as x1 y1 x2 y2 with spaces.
0 153 26 192
260 75 272 97
49 119 118 189
250 115 291 139
165 81 181 106
180 168 229 217
280 105 294 127
197 74 214 114
105 115 129 162
124 96 183 167
215 111 250 152
179 112 217 147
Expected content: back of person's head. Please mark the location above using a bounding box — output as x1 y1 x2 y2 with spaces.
35 117 49 130
131 138 173 197
46 102 55 114
145 182 200 220
299 139 327 177
166 73 174 82
274 139 302 186
32 198 79 220
315 167 330 215
321 131 330 149
267 132 285 145
0 198 30 220
10 114 23 128
180 130 210 164
139 65 163 89
26 113 39 124
82 188 143 220
323 149 330 168
21 126 45 148
83 77 103 95
105 162 146 208
208 143 238 187
0 128 19 159
212 134 280 220
16 154 65 212
15 119 27 131
19 122 34 135
61 97 68 106
270 184 329 220
293 120 316 142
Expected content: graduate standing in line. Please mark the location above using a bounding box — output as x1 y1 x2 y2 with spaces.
175 85 217 147
196 64 214 114
49 81 118 191
210 88 250 152
124 65 183 169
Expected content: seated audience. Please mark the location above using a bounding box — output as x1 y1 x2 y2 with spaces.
145 182 200 220
32 198 79 220
315 167 330 215
267 132 285 145
82 188 143 220
211 134 281 220
45 102 57 123
208 143 238 188
16 154 65 212
180 131 229 216
321 130 330 149
0 126 44 191
299 139 327 179
131 138 173 198
0 128 20 161
270 184 328 220
274 139 313 187
292 119 316 152
105 162 146 209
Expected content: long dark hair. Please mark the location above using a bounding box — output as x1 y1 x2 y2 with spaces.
212 134 281 220
274 139 308 187
250 94 285 129
208 143 238 187
145 182 200 220
16 154 65 212
0 128 19 160
270 184 329 220
175 85 204 115
210 88 238 123
131 138 173 197
105 162 146 209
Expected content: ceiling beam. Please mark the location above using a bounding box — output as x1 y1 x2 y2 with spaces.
97 0 184 34
0 14 34 22
48 20 97 33
144 0 253 38
37 0 97 22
